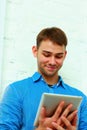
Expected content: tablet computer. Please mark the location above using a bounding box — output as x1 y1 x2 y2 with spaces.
34 93 82 126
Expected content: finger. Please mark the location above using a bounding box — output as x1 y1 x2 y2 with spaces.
39 107 46 124
57 104 73 126
61 116 72 129
67 110 78 122
53 101 65 119
46 127 52 130
60 111 77 128
61 104 73 117
72 114 78 126
52 122 65 130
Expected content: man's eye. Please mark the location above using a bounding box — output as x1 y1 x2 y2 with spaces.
43 53 50 57
56 55 63 58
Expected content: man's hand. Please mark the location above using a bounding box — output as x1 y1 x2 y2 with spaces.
46 114 77 130
46 110 77 130
35 101 77 130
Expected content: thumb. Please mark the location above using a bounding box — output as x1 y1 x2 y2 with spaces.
39 107 46 124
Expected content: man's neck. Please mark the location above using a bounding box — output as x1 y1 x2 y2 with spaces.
43 75 59 85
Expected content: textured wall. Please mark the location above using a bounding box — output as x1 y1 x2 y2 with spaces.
0 0 7 96
1 0 87 95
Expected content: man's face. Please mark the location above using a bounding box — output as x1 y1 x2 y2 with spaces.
32 39 67 77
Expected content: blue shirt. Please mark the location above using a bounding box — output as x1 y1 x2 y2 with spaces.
0 72 87 130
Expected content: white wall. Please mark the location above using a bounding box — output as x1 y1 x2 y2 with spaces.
1 0 87 95
0 0 6 95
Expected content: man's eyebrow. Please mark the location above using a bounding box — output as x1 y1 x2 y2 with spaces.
56 53 64 55
42 50 51 53
42 50 64 55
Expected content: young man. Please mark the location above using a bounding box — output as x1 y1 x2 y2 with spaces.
0 27 87 130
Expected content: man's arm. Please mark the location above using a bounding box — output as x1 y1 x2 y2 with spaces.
78 95 87 130
0 85 22 129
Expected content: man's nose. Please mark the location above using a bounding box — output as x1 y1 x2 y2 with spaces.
49 57 56 65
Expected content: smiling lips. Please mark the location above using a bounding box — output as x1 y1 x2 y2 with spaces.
46 65 56 71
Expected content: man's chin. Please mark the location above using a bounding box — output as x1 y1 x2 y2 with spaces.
45 72 57 77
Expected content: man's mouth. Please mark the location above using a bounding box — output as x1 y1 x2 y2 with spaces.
46 66 56 71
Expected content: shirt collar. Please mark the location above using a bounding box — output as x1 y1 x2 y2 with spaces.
57 76 66 89
32 72 66 89
32 72 42 82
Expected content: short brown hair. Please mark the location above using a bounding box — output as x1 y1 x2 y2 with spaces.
36 27 68 49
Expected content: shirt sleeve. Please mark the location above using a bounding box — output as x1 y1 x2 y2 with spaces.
0 84 23 129
79 95 87 130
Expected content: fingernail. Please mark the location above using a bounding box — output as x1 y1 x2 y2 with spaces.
46 127 52 130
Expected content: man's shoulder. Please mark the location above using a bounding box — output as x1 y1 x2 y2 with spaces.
10 76 32 89
11 72 40 87
1 76 33 100
64 83 86 97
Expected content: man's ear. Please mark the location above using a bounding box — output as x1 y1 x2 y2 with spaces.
32 46 37 57
64 50 67 59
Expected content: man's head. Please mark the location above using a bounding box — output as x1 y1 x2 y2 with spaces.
36 27 67 49
32 27 67 80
